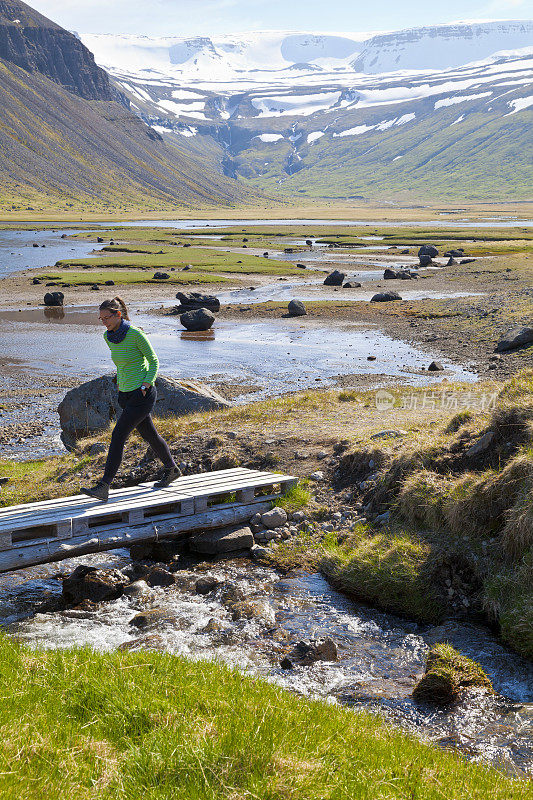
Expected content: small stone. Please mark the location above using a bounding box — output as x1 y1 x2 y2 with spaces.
261 507 288 529
309 471 324 481
428 361 444 371
280 657 294 670
195 576 219 595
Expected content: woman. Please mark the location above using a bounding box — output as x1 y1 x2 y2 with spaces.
81 297 179 502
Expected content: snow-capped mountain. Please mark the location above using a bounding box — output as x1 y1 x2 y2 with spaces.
80 21 533 201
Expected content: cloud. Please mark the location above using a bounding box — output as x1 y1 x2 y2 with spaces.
31 0 268 34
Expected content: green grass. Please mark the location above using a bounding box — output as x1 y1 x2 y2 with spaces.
56 245 315 276
40 269 230 286
320 525 444 623
0 635 529 799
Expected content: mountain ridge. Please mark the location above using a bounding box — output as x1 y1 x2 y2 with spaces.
81 21 533 202
0 0 253 211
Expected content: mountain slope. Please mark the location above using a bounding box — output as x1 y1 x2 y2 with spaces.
0 0 251 212
83 21 533 202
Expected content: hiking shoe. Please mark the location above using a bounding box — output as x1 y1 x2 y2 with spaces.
80 481 109 502
154 466 181 488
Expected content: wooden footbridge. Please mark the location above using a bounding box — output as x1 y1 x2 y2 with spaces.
0 468 297 573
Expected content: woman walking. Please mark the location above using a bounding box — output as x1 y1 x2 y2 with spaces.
81 297 179 502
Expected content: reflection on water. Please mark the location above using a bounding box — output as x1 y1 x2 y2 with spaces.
180 330 216 341
0 229 104 279
44 306 65 321
105 218 533 229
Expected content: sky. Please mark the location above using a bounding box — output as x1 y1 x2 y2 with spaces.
29 0 533 37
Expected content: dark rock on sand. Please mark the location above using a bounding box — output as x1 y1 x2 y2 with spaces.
44 291 64 306
180 308 215 331
495 326 533 352
324 270 345 286
371 291 401 302
288 299 307 316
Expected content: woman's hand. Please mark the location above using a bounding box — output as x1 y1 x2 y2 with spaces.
141 383 151 396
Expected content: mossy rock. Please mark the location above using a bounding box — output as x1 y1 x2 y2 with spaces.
413 643 493 705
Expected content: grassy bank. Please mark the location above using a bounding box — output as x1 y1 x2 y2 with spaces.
0 635 529 799
1 373 532 660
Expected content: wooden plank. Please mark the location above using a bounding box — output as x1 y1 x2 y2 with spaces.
5 491 284 552
0 468 256 521
0 473 295 533
0 501 273 573
0 469 289 529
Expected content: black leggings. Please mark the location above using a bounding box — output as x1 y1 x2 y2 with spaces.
103 386 175 484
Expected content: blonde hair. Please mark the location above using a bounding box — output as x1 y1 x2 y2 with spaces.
99 296 130 320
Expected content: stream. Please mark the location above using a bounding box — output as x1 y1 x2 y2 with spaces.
0 221 531 778
2 550 533 778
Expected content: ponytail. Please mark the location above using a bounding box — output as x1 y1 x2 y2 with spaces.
99 296 130 320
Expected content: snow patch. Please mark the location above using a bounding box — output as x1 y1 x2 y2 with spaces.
434 92 492 108
451 114 465 124
254 133 285 142
334 124 375 137
506 95 533 114
251 91 341 117
307 131 325 143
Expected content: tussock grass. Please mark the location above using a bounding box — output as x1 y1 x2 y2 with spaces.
320 525 444 623
1 636 528 799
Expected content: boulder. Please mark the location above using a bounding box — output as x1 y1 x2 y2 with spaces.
323 270 345 286
343 281 361 288
189 525 254 555
287 299 306 316
180 308 215 331
419 254 433 267
175 292 220 312
44 291 64 306
58 374 229 447
446 257 457 266
129 609 177 629
495 326 533 353
261 507 287 529
153 272 170 280
460 258 476 265
370 291 401 302
384 268 399 279
384 269 413 280
290 637 338 665
144 567 176 587
195 576 220 595
418 245 438 258
428 361 444 371
32 277 41 285
444 249 464 257
229 600 276 625
62 566 128 605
